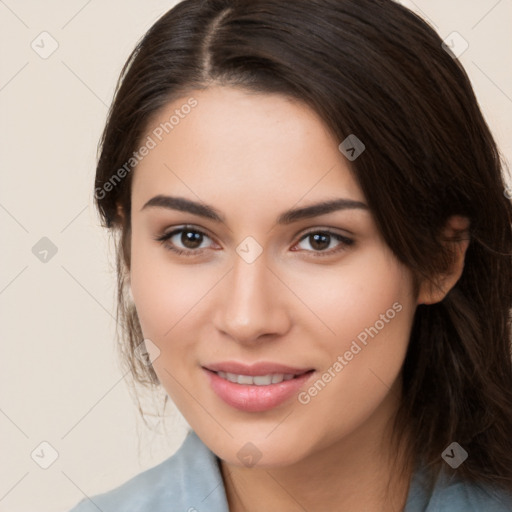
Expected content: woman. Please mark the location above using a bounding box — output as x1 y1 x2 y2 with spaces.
70 0 512 510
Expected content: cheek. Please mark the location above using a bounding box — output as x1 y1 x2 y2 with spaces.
292 251 416 439
128 237 211 406
129 231 226 383
129 229 204 336
283 244 415 349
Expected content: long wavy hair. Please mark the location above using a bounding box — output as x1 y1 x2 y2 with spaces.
93 0 512 496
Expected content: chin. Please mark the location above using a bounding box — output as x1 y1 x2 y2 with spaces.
195 424 311 468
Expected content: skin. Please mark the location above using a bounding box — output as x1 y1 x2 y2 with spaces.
126 86 469 511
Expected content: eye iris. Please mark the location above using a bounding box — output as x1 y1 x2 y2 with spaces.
310 233 330 251
182 230 203 249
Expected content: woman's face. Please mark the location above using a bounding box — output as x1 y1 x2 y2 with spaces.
129 86 418 467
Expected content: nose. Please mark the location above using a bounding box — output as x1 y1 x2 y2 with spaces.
213 250 292 345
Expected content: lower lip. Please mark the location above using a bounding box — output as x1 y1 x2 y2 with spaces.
203 368 314 412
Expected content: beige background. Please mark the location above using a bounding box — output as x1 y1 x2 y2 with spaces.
0 1 511 511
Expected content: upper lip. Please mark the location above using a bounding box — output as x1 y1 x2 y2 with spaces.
203 361 314 376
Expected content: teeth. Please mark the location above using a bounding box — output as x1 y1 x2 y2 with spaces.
237 374 253 385
216 371 296 385
271 374 283 384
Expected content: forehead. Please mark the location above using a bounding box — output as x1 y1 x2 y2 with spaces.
131 86 365 212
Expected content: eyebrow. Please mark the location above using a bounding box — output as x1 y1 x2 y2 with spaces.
141 195 368 224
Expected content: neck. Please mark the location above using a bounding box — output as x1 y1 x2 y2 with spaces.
219 381 414 512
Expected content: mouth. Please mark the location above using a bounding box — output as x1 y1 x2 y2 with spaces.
202 362 315 412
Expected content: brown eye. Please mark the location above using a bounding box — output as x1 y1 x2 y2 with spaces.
154 226 214 256
293 230 354 257
179 230 204 249
308 233 331 251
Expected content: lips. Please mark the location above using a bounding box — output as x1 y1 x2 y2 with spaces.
203 361 315 412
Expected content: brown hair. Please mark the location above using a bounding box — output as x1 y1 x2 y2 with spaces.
94 0 512 496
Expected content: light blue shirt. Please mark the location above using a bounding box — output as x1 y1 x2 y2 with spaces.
68 429 512 511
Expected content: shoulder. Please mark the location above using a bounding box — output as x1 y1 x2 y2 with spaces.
405 464 512 512
431 479 512 512
67 430 229 512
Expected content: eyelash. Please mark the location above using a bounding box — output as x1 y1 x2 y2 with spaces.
154 225 354 258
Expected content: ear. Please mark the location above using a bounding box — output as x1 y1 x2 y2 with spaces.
115 202 132 277
116 203 125 222
417 215 470 305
